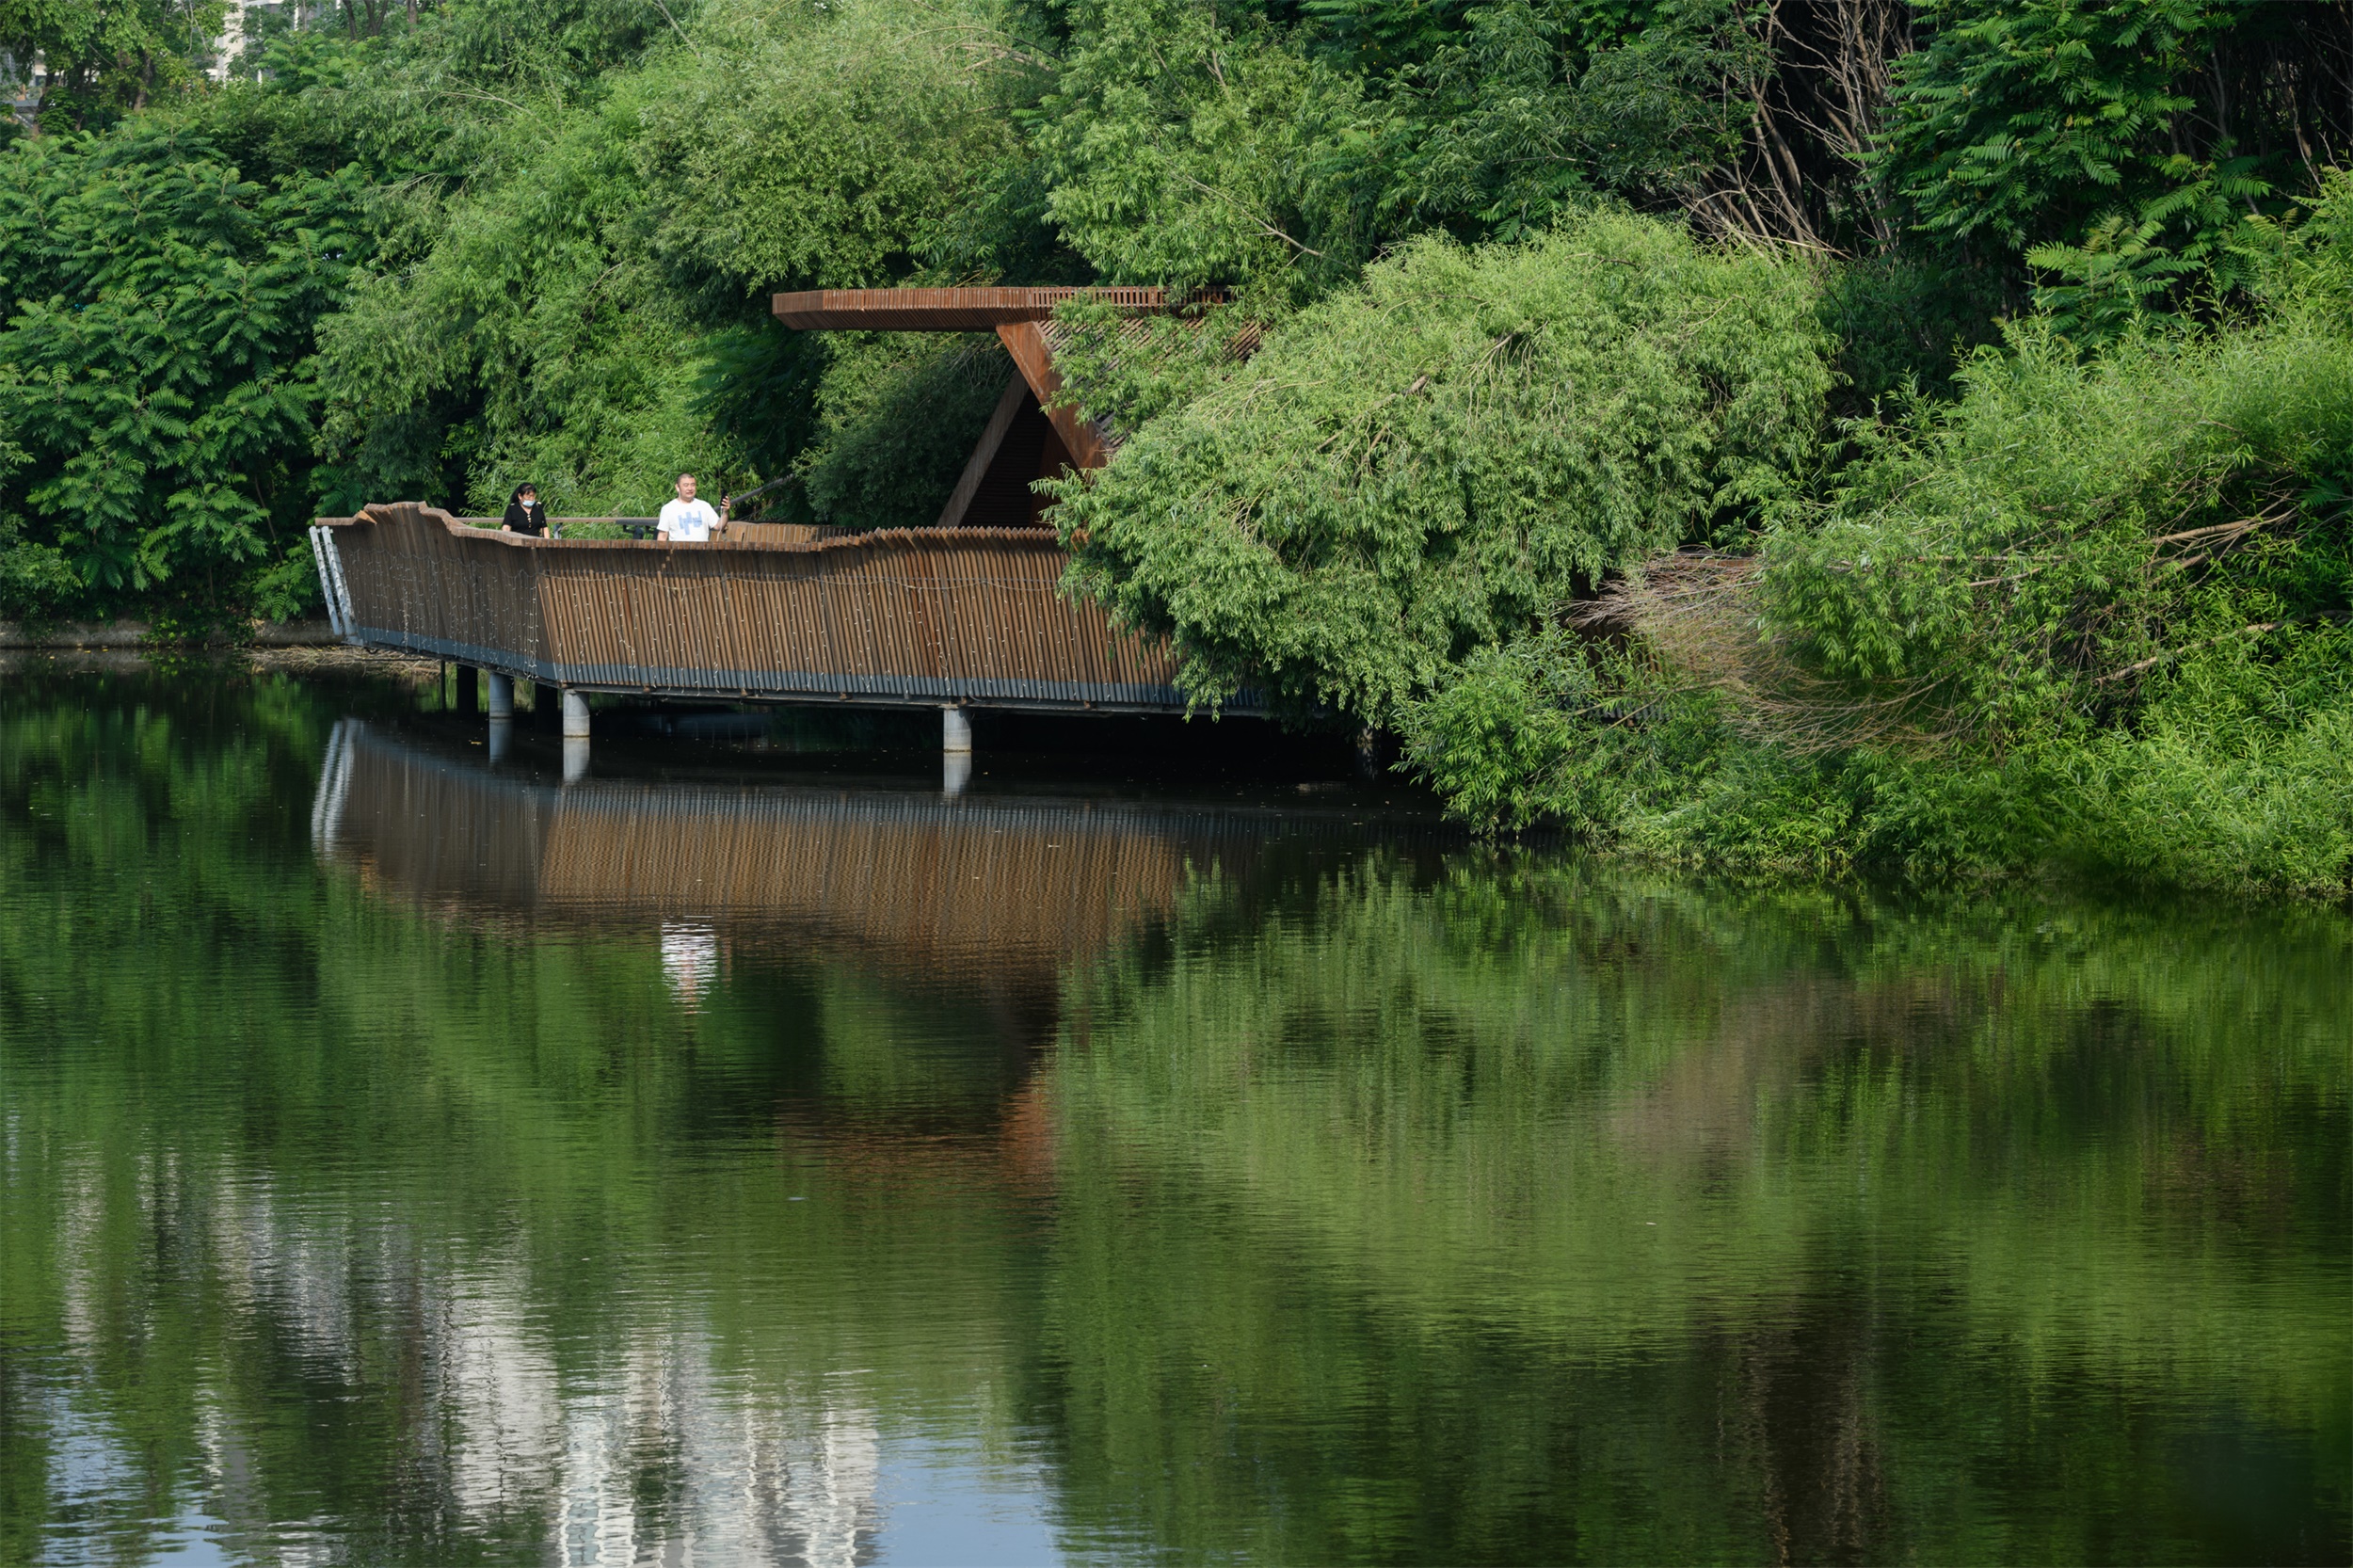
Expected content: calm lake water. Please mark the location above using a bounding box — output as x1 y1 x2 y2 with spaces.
1 664 2345 1566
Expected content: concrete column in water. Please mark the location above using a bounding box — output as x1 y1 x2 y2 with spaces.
485 672 515 719
942 705 972 756
560 690 592 782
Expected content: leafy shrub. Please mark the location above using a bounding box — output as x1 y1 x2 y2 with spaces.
796 335 1015 531
1876 0 2344 328
1050 208 1833 721
313 0 1023 519
1760 322 2352 757
0 123 368 612
1032 0 1385 303
1405 193 2353 893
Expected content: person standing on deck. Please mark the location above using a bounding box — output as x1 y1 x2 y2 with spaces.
501 484 556 538
658 473 720 542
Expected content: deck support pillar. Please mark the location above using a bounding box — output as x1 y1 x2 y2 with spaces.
485 672 514 719
562 737 590 785
561 690 592 739
942 705 972 756
487 716 512 765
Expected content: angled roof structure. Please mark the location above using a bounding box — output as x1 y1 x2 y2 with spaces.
770 285 1190 332
773 286 1213 529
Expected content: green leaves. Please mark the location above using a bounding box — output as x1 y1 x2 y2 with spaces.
312 0 1025 519
0 0 227 133
1033 0 1392 301
1051 210 1832 723
1386 183 2353 886
0 126 370 606
1877 0 2330 327
1881 0 2217 251
1396 0 1753 241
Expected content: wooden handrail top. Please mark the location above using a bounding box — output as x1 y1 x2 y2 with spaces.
317 507 1066 553
771 285 1216 331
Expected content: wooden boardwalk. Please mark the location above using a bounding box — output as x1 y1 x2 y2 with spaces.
310 289 1249 717
312 503 1190 713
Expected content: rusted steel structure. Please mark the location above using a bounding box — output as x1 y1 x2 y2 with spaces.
771 285 1219 526
312 502 1183 712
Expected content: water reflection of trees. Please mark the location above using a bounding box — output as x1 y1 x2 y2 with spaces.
1 674 2345 1564
1033 864 2351 1563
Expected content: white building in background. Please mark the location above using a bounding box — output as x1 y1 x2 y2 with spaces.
212 0 295 81
3 49 41 124
0 1 299 111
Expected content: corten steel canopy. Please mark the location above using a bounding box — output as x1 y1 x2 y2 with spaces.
312 503 1190 713
772 285 1218 516
768 285 1193 331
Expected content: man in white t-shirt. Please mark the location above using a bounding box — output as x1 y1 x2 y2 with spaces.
657 472 721 542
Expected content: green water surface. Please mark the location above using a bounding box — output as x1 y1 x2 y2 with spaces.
1 666 2345 1565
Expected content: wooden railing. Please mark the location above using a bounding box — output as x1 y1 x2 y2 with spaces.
313 503 1188 712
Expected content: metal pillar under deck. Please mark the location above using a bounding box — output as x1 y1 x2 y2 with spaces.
485 672 514 719
942 705 972 755
561 690 592 739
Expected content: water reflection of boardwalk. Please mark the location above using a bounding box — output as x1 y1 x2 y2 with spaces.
312 720 1423 979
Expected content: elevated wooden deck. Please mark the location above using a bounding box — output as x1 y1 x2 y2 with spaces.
312 503 1187 713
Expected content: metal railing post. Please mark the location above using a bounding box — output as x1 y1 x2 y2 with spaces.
308 527 347 639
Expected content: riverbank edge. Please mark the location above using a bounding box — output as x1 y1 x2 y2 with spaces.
0 619 342 649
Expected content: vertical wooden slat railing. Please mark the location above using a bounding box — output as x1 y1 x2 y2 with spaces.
317 503 1195 712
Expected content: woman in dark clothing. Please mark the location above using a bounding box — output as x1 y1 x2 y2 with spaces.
501 484 554 537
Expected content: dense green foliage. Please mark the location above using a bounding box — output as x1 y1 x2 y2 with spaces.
312 0 1030 522
1881 0 2335 332
0 0 2345 887
0 124 370 613
1403 200 2353 889
1053 215 1831 719
0 0 226 134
